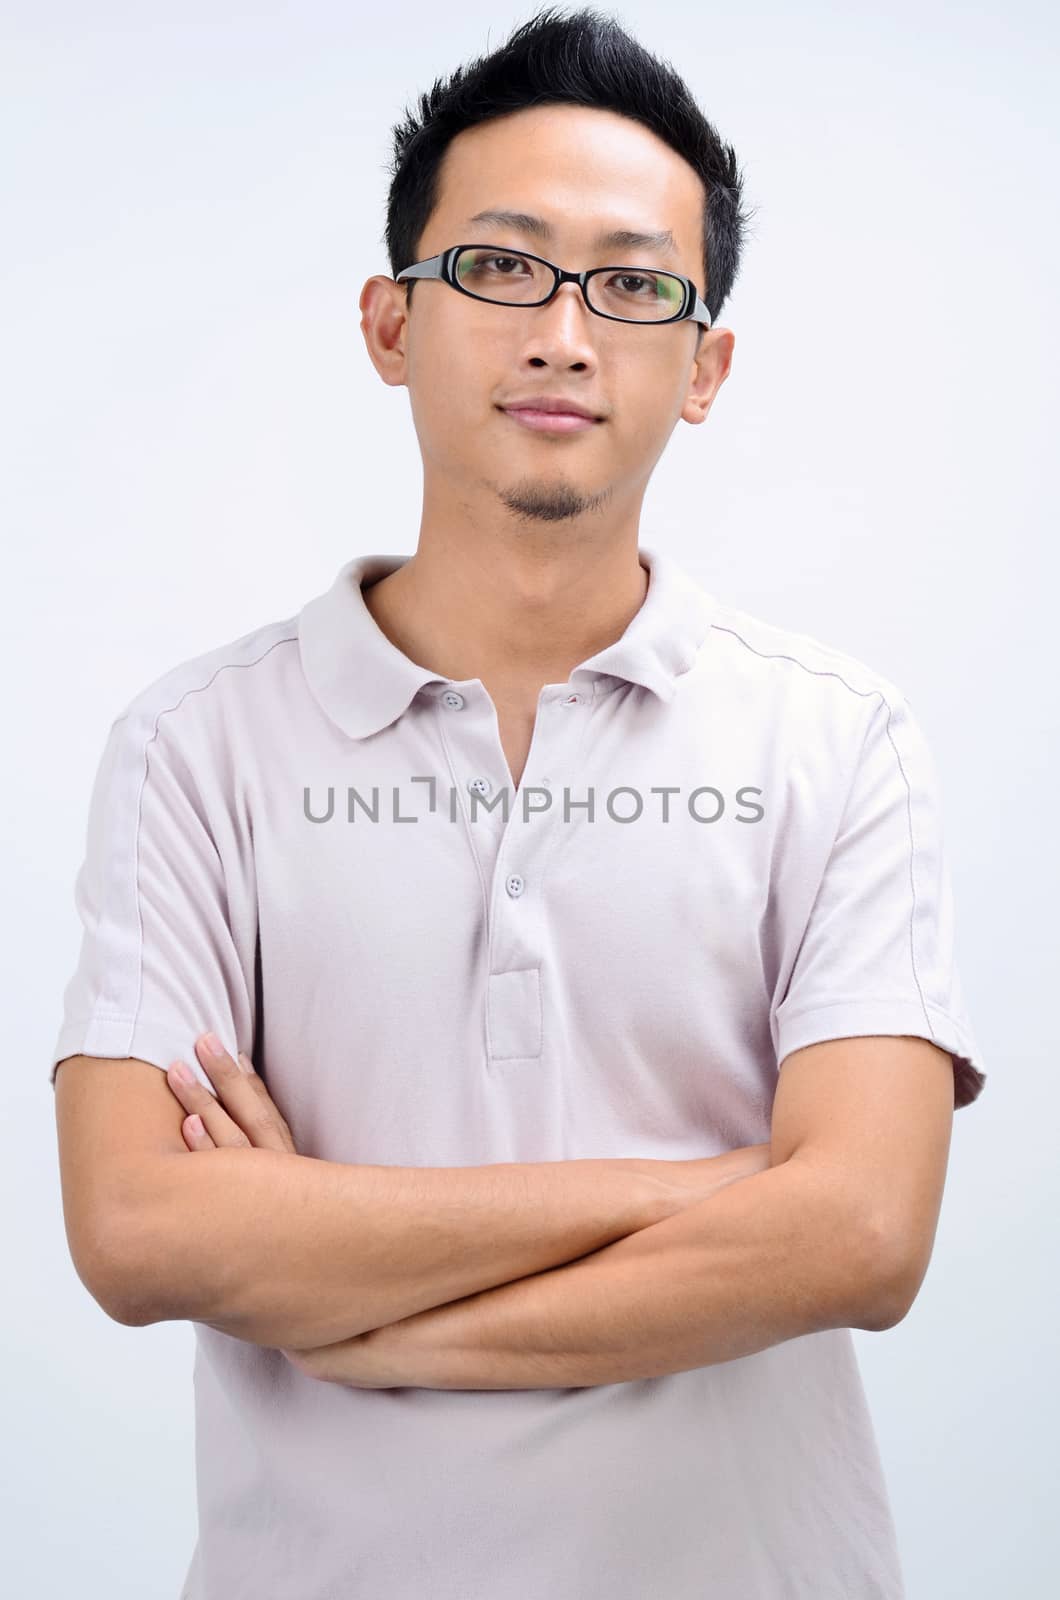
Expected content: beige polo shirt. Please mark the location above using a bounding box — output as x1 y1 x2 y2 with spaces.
51 544 986 1600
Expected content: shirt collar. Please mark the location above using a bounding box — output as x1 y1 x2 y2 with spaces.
298 544 716 741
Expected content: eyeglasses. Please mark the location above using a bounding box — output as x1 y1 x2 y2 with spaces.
395 245 712 328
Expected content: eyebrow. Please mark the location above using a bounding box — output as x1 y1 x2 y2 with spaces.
465 208 679 260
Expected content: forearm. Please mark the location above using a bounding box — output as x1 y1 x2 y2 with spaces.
120 1147 673 1350
346 1155 898 1390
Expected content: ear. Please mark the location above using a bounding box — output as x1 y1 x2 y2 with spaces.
359 275 412 390
681 326 735 426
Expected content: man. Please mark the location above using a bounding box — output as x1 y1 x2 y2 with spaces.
51 8 985 1598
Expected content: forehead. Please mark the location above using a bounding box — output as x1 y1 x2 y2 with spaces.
429 104 705 258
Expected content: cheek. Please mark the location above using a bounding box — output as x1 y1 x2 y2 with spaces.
408 333 489 441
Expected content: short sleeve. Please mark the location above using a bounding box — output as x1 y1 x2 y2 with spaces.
772 691 986 1109
49 703 255 1100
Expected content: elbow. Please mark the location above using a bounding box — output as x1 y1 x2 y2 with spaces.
72 1243 148 1329
78 1214 169 1330
62 1209 143 1328
64 1155 199 1329
104 1290 153 1329
849 1214 921 1332
854 1286 909 1335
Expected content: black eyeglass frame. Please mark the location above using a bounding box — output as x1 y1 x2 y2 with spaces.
394 245 713 329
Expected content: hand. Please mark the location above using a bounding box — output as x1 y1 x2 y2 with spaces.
674 1144 774 1211
283 1328 398 1387
621 1143 774 1215
165 1032 298 1156
283 1312 447 1389
166 1036 326 1378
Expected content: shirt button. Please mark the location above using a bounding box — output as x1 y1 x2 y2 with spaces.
441 689 465 710
505 874 525 898
468 776 492 795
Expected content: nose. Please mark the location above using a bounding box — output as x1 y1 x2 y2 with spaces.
521 280 598 368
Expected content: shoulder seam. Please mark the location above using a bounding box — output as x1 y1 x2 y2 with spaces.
718 618 935 1052
876 694 935 1043
117 629 299 737
707 620 904 708
126 632 296 1044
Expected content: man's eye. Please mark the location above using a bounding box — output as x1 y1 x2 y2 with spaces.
610 273 655 294
481 255 528 274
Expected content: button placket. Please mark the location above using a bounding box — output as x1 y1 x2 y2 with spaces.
483 680 597 1069
433 684 516 889
487 680 595 966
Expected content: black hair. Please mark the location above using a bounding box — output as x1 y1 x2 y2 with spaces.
383 4 756 336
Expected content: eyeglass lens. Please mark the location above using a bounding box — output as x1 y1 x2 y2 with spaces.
453 248 685 322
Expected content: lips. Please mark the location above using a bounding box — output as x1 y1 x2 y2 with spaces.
499 396 603 420
500 404 602 435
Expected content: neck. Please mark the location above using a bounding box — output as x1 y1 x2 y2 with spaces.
362 530 650 701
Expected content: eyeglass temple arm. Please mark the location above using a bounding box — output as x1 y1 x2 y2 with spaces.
394 256 446 283
691 293 712 329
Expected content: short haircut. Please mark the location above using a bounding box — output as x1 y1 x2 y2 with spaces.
384 4 756 336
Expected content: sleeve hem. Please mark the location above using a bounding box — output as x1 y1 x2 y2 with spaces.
49 1015 222 1097
775 997 986 1110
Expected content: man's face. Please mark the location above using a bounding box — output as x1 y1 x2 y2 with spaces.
364 103 733 529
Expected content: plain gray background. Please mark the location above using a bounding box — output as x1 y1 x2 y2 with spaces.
6 2 1055 1595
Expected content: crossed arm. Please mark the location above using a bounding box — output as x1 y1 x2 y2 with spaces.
283 1035 956 1390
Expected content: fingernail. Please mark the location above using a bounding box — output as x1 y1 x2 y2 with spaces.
170 1061 194 1086
237 1051 253 1075
201 1032 223 1058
